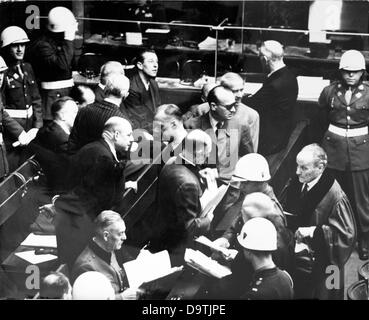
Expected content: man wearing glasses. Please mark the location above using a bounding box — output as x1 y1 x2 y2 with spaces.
185 85 253 183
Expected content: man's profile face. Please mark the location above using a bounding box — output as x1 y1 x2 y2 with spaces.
105 220 127 251
153 114 175 142
296 152 322 184
210 90 236 121
9 43 25 61
115 124 134 151
227 79 244 104
138 52 158 78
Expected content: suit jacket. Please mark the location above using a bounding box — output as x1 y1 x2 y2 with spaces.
68 100 125 154
284 171 356 299
2 62 43 130
243 66 298 155
69 138 126 218
184 108 253 182
71 240 133 299
155 159 210 254
34 121 69 154
190 102 260 152
122 71 161 134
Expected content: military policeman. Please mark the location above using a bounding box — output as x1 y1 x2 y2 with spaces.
318 50 369 260
0 56 37 179
1 26 43 131
237 217 294 300
29 6 78 122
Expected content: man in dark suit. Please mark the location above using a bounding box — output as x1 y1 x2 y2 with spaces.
94 61 125 103
185 85 253 183
71 210 140 300
242 40 298 156
122 49 161 134
68 73 130 154
54 117 134 268
153 129 213 261
29 96 78 193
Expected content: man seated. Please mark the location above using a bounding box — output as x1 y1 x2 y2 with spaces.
71 210 140 300
39 271 72 300
237 217 294 299
283 143 356 300
184 85 253 183
122 49 161 134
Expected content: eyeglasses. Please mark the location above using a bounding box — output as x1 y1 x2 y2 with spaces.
218 102 236 110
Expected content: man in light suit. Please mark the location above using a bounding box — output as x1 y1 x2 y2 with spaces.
185 85 253 183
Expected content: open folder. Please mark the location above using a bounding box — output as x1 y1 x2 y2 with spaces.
184 248 232 279
123 250 183 289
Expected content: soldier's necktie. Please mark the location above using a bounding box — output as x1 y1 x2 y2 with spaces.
16 64 24 79
345 88 352 105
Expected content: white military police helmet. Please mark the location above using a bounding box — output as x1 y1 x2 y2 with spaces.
339 50 366 71
232 153 271 182
48 6 77 33
237 217 277 251
1 26 30 48
72 271 115 300
0 56 8 72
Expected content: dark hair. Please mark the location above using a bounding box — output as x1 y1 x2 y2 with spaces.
156 104 183 122
51 96 74 119
40 271 70 299
135 49 156 65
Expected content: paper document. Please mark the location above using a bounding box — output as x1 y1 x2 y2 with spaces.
21 233 57 248
244 82 263 96
297 76 330 101
198 36 217 50
145 28 170 34
185 248 232 279
295 242 310 253
123 250 182 288
195 236 238 260
15 250 57 264
200 184 228 219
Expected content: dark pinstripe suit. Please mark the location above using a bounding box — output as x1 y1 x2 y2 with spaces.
68 100 125 154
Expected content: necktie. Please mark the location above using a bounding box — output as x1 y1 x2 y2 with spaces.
215 122 223 139
345 88 352 105
300 183 309 199
16 64 24 79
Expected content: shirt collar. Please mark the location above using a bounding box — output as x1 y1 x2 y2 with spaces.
98 83 105 90
54 120 70 135
90 238 112 265
305 173 322 191
104 97 120 107
103 137 119 162
209 112 223 132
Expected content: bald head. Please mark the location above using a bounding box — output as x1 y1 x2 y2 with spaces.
181 129 212 165
220 72 244 88
100 61 125 85
103 116 133 151
241 192 276 223
261 40 284 62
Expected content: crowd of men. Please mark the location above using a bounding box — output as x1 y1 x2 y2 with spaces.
0 5 366 300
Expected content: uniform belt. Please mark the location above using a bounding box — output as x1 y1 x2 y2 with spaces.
41 79 74 90
328 124 368 137
5 107 33 119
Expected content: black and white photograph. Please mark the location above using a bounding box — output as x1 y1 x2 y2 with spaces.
0 0 367 307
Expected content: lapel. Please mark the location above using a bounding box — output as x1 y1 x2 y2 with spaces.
348 83 365 106
135 73 155 112
6 64 24 86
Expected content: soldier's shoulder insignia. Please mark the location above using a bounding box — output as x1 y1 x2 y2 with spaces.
356 92 362 98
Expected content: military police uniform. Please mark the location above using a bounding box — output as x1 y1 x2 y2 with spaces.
29 32 74 121
241 267 294 300
319 80 369 250
3 62 43 130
